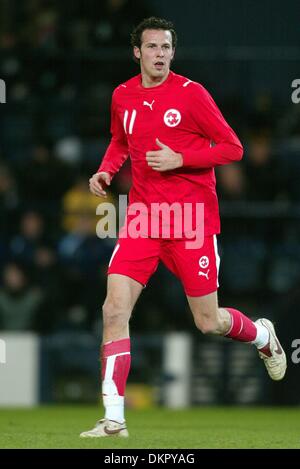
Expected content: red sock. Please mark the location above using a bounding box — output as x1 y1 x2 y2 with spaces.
224 307 257 342
101 338 131 398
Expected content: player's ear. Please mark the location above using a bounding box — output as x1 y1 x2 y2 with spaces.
171 48 175 60
133 47 141 60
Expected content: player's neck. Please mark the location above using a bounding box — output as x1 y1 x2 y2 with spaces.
141 71 170 88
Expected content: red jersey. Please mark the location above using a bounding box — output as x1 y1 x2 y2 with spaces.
98 71 243 237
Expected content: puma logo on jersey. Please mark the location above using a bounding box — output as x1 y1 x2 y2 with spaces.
198 269 210 280
143 100 155 110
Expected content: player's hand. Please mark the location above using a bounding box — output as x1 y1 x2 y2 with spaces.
89 172 111 197
146 138 183 172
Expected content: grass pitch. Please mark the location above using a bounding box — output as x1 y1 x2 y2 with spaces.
0 405 299 449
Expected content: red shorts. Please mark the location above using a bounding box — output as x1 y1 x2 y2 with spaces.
107 235 220 297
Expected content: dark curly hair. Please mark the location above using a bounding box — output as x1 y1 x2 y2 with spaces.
130 17 177 50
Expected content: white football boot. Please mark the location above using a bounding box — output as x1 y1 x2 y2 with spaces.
80 419 129 438
256 318 287 381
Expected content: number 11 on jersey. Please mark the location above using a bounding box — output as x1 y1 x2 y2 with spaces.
123 109 137 135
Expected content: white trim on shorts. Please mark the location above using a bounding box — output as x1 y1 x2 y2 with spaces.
108 243 120 268
213 235 220 288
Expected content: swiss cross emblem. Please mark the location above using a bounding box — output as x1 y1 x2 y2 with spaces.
163 109 181 127
199 256 209 269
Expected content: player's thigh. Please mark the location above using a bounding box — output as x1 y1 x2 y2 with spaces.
187 290 219 321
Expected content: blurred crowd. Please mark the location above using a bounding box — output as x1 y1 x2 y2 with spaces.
0 0 152 51
1 0 300 336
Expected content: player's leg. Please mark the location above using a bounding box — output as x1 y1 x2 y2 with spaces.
188 291 257 339
162 235 286 381
80 273 142 438
102 273 143 420
187 293 286 381
102 273 142 343
80 236 160 438
187 290 230 335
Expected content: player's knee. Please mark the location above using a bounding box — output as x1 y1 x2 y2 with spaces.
102 307 128 329
102 297 131 327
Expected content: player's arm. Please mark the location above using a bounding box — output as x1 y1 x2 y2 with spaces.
146 84 243 172
181 84 243 169
90 91 129 197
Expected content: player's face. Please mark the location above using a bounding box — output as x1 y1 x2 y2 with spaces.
134 29 175 86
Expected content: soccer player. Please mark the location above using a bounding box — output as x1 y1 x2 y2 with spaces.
80 17 286 438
